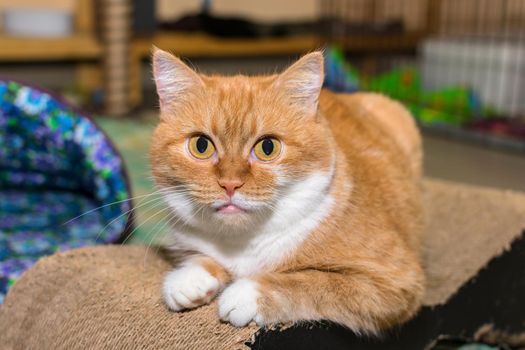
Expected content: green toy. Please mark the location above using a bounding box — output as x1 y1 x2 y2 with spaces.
324 46 486 126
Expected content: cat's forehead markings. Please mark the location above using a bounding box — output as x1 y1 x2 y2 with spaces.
213 76 248 89
204 76 269 148
215 87 255 122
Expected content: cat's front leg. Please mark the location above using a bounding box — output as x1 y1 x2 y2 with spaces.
218 266 424 332
163 256 230 311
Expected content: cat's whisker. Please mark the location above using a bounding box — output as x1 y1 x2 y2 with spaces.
200 203 206 222
61 188 170 226
98 195 165 238
121 201 173 245
98 195 168 244
141 201 208 268
156 184 189 190
143 202 203 265
141 211 176 268
154 188 195 197
103 201 166 245
178 202 203 227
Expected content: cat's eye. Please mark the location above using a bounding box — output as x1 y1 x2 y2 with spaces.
253 138 281 162
188 135 216 159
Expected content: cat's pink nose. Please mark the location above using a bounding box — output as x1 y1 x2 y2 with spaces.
218 179 244 197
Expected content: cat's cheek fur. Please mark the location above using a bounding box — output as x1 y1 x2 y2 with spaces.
218 279 264 327
163 263 221 311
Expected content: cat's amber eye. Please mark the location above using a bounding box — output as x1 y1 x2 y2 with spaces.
188 135 216 159
253 138 281 162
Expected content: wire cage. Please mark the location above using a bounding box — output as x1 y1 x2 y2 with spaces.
321 0 525 139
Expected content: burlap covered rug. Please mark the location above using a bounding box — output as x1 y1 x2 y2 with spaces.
1 178 524 350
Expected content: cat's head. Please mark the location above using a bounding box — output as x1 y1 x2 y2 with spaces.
150 48 335 235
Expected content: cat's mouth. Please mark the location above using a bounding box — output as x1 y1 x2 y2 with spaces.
215 202 247 215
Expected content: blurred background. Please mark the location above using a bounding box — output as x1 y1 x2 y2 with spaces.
1 1 524 346
1 0 524 242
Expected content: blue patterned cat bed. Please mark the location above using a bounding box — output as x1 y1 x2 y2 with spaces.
0 80 132 303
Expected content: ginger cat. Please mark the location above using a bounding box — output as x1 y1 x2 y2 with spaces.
150 48 425 333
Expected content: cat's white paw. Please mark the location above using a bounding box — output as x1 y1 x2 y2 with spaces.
218 279 263 327
163 263 220 311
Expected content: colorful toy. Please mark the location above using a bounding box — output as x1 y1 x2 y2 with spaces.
324 46 360 93
323 46 485 126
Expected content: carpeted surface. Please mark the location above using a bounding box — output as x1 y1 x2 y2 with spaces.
420 179 525 305
1 178 524 350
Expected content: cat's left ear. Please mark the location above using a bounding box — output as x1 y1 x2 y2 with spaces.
274 51 324 116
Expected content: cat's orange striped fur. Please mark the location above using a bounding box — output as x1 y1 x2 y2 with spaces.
150 48 425 333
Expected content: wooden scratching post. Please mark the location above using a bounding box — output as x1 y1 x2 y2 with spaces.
102 0 131 116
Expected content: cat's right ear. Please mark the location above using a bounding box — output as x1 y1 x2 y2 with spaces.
273 51 324 116
152 47 203 111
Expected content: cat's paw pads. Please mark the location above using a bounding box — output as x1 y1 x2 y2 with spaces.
163 264 220 311
218 279 263 327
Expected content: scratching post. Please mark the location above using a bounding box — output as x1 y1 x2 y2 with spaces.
102 0 131 116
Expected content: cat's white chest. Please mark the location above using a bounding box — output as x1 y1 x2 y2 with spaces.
207 233 285 277
173 193 333 277
166 171 336 277
174 230 295 277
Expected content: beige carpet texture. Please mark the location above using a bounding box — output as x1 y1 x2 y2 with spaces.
1 178 524 350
